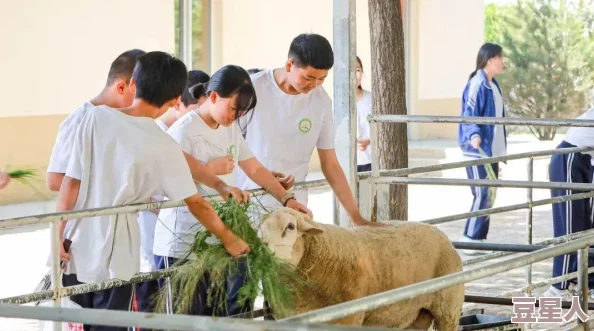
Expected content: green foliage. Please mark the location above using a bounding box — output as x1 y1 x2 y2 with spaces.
154 198 309 318
486 0 594 140
174 0 206 70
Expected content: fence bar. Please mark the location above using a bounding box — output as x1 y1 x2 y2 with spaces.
1 265 184 305
452 242 594 255
281 235 594 324
49 220 61 331
368 114 594 127
0 179 329 229
578 247 589 329
465 294 594 310
0 303 404 331
416 191 594 226
375 177 594 191
464 228 594 267
498 267 594 298
526 157 534 299
566 320 594 331
359 146 594 179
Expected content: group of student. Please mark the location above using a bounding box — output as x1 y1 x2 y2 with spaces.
458 42 594 301
44 33 380 331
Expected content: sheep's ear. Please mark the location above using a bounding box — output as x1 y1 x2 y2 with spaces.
297 214 324 236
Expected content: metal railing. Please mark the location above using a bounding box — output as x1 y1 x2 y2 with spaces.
2 115 594 330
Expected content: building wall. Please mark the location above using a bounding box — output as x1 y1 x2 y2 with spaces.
0 0 175 205
411 0 485 139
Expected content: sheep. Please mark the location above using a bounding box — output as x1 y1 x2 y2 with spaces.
259 207 464 330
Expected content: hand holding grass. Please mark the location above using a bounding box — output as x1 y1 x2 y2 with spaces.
0 171 9 189
207 155 234 175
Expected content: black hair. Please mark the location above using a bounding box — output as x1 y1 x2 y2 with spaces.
469 42 503 79
288 33 334 70
247 68 264 75
190 65 257 122
105 49 146 86
132 51 188 108
356 56 363 90
181 70 211 107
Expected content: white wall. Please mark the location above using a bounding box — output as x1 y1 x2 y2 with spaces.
0 0 175 118
417 0 484 100
211 0 373 101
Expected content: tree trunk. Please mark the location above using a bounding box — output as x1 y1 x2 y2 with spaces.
368 0 408 220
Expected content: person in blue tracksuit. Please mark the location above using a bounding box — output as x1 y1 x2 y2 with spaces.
458 43 507 254
543 107 594 300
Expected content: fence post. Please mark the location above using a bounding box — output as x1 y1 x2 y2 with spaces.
578 247 589 330
50 220 62 331
369 120 379 222
525 157 534 295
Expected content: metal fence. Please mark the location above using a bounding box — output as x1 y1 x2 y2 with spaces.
2 115 594 330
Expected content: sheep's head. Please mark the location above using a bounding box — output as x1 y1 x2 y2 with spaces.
259 207 325 266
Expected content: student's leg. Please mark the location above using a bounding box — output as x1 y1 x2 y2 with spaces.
62 274 94 331
549 151 592 289
549 153 570 289
89 285 134 331
219 257 252 317
134 279 160 313
463 164 491 240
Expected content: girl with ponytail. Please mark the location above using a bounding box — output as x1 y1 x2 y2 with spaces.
457 42 507 252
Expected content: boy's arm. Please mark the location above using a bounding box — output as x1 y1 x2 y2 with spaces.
56 176 80 236
183 193 250 256
318 148 383 227
182 151 249 203
46 172 65 192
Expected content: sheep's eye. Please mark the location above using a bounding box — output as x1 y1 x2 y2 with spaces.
287 223 295 230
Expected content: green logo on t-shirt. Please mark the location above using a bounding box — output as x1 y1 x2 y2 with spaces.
227 145 236 158
299 118 313 133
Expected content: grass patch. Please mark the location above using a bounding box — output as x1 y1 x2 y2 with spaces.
154 198 308 318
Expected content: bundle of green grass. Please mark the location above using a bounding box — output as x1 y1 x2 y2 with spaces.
7 168 38 183
154 198 308 318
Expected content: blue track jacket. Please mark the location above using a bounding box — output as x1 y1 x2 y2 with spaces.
458 69 507 158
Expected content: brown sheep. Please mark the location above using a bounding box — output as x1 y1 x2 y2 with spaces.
259 207 464 330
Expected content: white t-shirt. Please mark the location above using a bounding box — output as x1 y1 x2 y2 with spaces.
490 82 506 157
235 69 334 210
155 119 169 132
564 107 594 157
62 106 197 283
47 101 95 174
356 90 372 166
137 119 169 272
153 111 253 259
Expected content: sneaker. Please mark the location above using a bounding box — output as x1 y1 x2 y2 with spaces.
458 236 493 255
542 285 574 301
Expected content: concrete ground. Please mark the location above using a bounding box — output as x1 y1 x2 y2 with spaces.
1 134 592 330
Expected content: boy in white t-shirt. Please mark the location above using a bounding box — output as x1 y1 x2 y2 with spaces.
236 33 378 227
154 65 310 316
46 51 248 314
56 52 249 330
136 69 212 313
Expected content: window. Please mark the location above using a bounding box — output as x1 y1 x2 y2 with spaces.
174 0 209 72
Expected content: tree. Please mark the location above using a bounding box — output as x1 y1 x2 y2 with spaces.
492 0 594 140
368 0 407 221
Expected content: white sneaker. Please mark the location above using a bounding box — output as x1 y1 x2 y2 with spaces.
542 285 574 301
458 236 493 255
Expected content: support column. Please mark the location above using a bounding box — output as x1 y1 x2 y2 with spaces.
179 0 193 69
332 0 357 227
